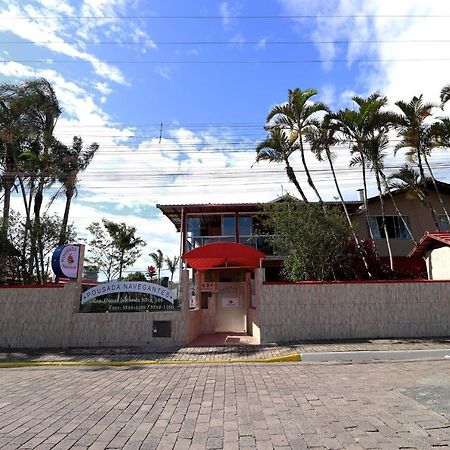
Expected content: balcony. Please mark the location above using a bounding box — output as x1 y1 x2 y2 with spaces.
186 235 275 255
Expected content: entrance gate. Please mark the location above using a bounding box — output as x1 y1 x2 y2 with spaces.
215 283 246 333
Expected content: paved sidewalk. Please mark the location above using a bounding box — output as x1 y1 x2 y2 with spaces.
0 337 449 364
0 359 449 449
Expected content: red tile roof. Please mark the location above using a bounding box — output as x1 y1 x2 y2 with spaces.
409 231 450 257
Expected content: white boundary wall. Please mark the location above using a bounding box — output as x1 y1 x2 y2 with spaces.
0 283 185 348
258 280 450 343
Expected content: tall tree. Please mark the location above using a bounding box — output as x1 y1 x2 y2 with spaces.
149 249 164 283
0 78 61 283
394 95 450 226
53 136 98 245
305 116 372 276
86 220 146 281
255 127 308 201
165 255 180 286
266 88 328 203
333 93 392 245
103 220 146 281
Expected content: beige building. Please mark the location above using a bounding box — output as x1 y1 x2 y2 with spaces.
410 231 450 279
353 183 450 258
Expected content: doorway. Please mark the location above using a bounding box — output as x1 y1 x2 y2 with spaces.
215 283 246 333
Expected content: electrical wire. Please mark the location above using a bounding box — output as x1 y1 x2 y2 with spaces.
3 58 450 64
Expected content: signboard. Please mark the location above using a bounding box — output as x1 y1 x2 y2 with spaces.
80 281 179 313
200 282 216 293
52 244 82 279
222 297 240 308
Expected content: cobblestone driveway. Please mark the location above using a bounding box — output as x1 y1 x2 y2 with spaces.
0 359 449 449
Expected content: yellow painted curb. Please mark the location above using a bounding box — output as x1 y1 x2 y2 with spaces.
0 353 301 368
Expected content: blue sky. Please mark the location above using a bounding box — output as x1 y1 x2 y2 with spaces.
1 0 450 277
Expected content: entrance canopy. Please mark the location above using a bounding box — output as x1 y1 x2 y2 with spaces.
182 242 266 271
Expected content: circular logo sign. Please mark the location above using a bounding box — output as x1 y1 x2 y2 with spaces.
52 244 81 279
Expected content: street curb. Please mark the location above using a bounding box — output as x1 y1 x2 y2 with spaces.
0 352 301 368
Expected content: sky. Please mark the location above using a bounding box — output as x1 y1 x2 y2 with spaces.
1 0 450 279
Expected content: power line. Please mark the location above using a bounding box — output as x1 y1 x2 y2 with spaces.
4 14 450 20
3 58 450 64
3 39 450 45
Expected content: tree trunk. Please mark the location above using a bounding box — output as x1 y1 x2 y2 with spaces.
298 138 323 203
284 159 308 202
416 148 440 228
30 181 44 284
376 171 394 270
59 188 74 245
326 150 372 277
18 176 34 283
423 153 450 226
380 172 416 244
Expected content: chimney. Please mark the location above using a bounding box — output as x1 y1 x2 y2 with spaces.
357 189 365 202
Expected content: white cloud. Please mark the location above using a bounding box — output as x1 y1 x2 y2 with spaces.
0 3 127 84
278 0 450 103
219 1 242 30
95 82 112 95
154 65 171 80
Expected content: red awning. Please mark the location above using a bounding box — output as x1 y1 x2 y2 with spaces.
182 242 266 271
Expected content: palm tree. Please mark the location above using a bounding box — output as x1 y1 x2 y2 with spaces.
53 136 98 245
358 133 395 270
333 93 392 244
165 255 180 287
23 79 61 282
266 88 328 203
394 95 450 226
440 84 450 108
0 81 29 244
0 79 61 282
390 165 441 227
256 127 308 201
305 116 372 276
103 220 145 280
150 249 164 283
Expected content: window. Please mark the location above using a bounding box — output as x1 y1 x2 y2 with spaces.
438 215 450 231
239 216 253 236
368 216 411 239
221 215 236 236
187 217 200 236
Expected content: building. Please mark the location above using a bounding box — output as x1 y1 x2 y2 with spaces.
410 231 450 279
157 182 450 341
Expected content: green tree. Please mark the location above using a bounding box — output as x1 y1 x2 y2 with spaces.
1 210 76 283
86 220 146 281
165 255 180 286
10 79 62 283
149 249 164 283
333 93 393 245
255 127 308 201
266 88 328 203
305 116 372 276
394 95 450 226
263 200 353 281
124 271 147 281
52 136 98 245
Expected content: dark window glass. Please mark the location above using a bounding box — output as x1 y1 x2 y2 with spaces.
221 216 236 236
368 216 411 239
239 216 253 236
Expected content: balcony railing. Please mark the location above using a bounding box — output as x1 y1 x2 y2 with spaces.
186 235 275 255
